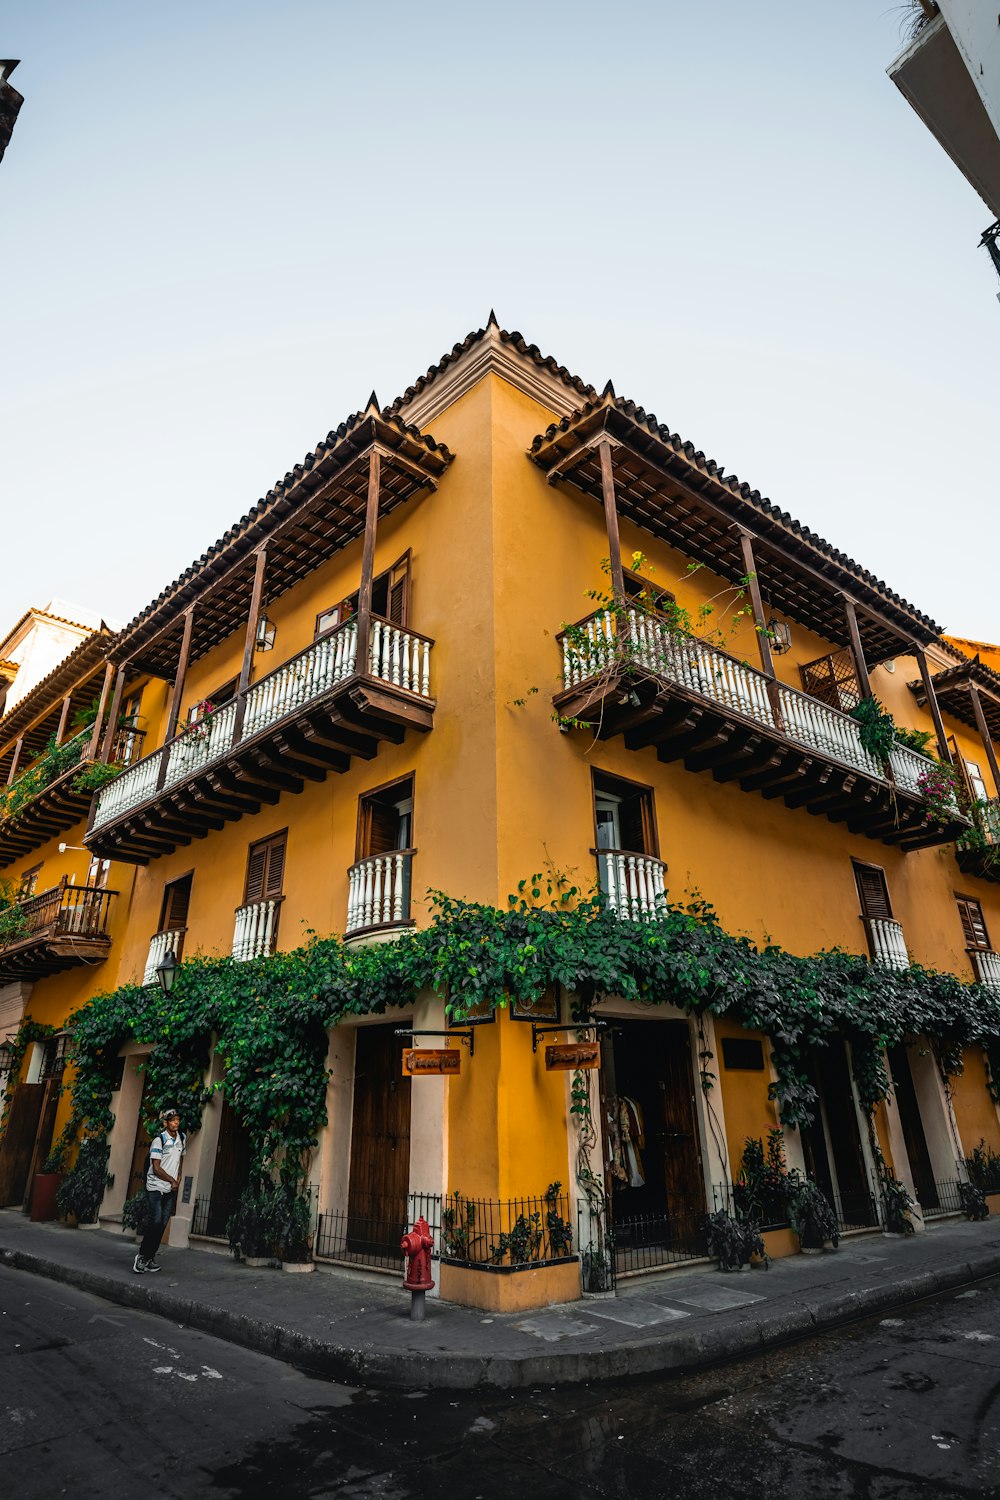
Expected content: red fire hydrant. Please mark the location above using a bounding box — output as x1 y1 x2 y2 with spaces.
401 1214 435 1322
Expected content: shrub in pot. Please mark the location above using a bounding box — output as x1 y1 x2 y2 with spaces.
787 1172 840 1249
55 1138 112 1225
704 1209 767 1271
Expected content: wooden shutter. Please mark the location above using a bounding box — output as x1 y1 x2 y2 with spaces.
801 650 860 713
854 863 892 921
387 553 410 626
957 896 990 950
244 832 286 903
159 874 192 932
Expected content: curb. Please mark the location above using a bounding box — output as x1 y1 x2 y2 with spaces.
4 1241 1000 1391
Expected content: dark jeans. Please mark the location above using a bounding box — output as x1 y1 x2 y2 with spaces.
140 1189 176 1262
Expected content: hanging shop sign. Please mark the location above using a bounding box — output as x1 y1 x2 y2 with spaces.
545 1041 600 1071
402 1048 462 1076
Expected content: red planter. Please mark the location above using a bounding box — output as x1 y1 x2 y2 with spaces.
30 1172 64 1222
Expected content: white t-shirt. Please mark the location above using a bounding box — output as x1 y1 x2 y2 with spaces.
146 1129 185 1193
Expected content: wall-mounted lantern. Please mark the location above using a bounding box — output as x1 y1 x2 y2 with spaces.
255 613 277 653
767 617 792 655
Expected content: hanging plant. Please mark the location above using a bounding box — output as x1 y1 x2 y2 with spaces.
849 696 897 769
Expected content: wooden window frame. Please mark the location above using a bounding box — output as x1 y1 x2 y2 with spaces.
158 870 194 935
316 550 411 642
622 568 675 614
355 774 415 863
591 769 659 858
853 860 893 921
187 677 237 726
955 892 991 952
18 863 42 898
243 830 288 905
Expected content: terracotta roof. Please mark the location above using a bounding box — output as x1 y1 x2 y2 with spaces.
389 312 597 416
111 402 451 674
529 389 942 659
909 653 1000 741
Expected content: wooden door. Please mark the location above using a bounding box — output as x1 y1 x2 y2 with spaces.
887 1045 938 1210
127 1071 153 1202
658 1023 706 1247
0 1085 45 1206
347 1025 411 1255
23 1079 60 1212
207 1097 252 1237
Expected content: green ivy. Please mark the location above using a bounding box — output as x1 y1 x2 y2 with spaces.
0 731 90 824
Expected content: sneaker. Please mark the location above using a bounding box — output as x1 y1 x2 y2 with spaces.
132 1254 146 1274
144 1260 162 1273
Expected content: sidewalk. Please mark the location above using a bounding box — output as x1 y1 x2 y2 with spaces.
4 1209 1000 1390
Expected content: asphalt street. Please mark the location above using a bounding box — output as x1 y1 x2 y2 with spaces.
4 1262 1000 1498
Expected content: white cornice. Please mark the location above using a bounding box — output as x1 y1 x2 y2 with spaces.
398 325 586 428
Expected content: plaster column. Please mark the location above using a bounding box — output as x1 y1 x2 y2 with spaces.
878 1058 926 1232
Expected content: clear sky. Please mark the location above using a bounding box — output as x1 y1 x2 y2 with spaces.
2 1 996 642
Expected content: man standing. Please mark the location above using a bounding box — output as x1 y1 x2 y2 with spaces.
134 1107 185 1274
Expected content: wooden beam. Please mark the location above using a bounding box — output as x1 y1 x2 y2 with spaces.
968 682 1000 798
598 439 625 600
913 646 952 763
156 608 195 790
355 448 381 682
842 596 872 700
737 528 785 730
54 694 72 746
6 737 23 787
89 662 116 760
231 546 268 746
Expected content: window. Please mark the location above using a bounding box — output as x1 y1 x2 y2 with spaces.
357 776 414 860
592 771 657 856
965 760 989 804
957 895 991 951
800 649 861 714
159 872 193 933
721 1037 765 1071
854 861 892 921
244 832 287 905
87 856 111 890
18 864 42 898
622 569 675 614
187 678 237 725
316 552 410 640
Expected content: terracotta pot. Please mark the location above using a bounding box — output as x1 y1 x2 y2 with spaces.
30 1172 64 1222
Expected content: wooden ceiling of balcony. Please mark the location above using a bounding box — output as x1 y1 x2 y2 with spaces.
114 407 452 681
529 396 941 665
0 637 111 783
911 657 1000 741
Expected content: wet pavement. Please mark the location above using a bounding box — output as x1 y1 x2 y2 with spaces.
4 1261 1000 1497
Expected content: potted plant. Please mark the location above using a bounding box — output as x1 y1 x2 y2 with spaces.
55 1137 113 1227
959 1181 989 1221
275 1185 314 1273
787 1172 839 1250
227 1177 280 1267
704 1209 767 1271
121 1189 150 1241
30 1146 66 1223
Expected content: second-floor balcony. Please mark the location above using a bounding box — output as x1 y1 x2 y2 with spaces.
0 730 95 870
142 926 187 984
863 916 909 971
345 849 413 938
972 948 1000 995
555 607 967 853
0 877 117 983
957 798 1000 886
232 896 281 961
85 617 435 864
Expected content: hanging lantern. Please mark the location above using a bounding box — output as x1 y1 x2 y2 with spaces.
255 613 277 652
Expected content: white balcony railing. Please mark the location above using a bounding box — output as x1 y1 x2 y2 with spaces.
559 608 964 810
345 850 412 935
143 928 186 985
232 899 280 961
91 616 433 832
866 917 909 970
972 949 1000 994
597 849 668 919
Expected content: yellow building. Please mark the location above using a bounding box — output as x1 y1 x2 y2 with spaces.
3 319 1000 1309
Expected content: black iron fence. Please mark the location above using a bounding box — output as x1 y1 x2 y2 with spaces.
921 1179 966 1219
191 1193 239 1241
315 1191 442 1272
437 1189 575 1268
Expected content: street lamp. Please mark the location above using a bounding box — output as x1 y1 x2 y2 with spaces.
155 950 179 996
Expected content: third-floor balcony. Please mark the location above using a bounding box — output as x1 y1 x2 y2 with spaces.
85 617 435 864
0 730 94 870
555 607 967 853
0 877 117 983
957 798 1000 886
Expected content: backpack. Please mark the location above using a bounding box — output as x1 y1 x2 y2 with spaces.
146 1130 186 1181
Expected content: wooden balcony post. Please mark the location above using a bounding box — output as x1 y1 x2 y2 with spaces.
842 596 873 700
968 681 1000 797
100 666 128 761
597 439 626 602
89 662 116 761
6 736 23 786
913 645 953 764
156 607 195 790
355 448 381 679
231 545 268 746
55 693 72 746
736 528 782 728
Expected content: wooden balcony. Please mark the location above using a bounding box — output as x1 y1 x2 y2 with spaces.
596 848 667 919
0 733 93 870
0 878 116 983
345 849 413 937
956 798 1000 885
84 617 435 864
555 607 968 853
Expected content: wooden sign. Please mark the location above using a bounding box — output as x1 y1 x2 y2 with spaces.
403 1048 461 1076
545 1042 600 1071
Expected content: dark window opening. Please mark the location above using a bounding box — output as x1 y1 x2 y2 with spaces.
317 552 410 640
593 771 657 856
357 776 414 860
721 1037 765 1071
